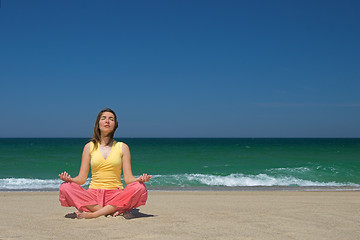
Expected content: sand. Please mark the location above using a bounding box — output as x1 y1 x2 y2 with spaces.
0 191 359 240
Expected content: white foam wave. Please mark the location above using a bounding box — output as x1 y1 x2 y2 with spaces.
1 175 359 190
150 173 360 187
0 178 90 190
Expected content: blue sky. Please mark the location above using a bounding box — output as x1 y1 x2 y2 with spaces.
1 0 359 138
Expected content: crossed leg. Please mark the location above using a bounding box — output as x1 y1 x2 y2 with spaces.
77 204 117 219
84 205 131 218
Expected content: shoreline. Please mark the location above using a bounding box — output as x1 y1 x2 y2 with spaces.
1 185 360 192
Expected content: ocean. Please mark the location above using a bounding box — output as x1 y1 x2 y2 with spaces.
0 138 359 191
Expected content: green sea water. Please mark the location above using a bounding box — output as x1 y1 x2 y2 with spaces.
0 138 359 190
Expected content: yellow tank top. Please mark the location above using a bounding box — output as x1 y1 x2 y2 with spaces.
89 141 124 190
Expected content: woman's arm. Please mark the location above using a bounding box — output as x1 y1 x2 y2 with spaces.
59 142 91 185
122 143 152 184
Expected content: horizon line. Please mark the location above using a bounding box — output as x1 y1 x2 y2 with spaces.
1 137 360 139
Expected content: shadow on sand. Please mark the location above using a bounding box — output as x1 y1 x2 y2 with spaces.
122 209 155 219
64 209 155 220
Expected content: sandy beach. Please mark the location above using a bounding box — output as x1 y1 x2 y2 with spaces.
0 191 359 240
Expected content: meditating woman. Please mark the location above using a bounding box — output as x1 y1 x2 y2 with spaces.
58 108 152 219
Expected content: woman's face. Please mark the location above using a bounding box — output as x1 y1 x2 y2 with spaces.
98 111 116 135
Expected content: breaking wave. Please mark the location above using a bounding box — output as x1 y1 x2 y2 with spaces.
148 173 359 188
1 174 359 191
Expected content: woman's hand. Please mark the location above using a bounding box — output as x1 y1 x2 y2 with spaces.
137 173 152 183
59 171 73 182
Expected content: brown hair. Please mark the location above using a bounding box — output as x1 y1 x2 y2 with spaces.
91 108 119 150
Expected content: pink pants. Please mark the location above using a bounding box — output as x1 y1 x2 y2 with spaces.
59 181 148 213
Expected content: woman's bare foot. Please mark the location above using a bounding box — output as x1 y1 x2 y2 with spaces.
76 211 94 219
113 210 121 217
111 210 134 219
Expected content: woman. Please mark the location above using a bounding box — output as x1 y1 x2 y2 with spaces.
59 108 152 219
